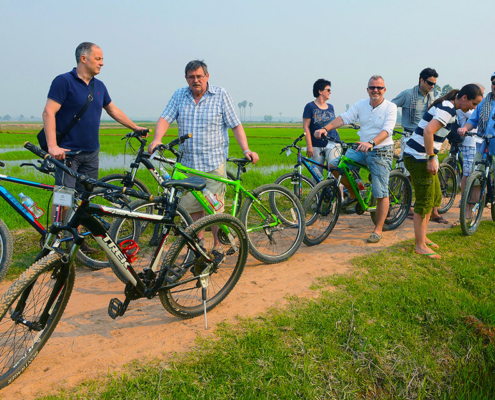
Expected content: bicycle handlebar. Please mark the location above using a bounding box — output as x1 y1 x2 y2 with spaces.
23 141 155 202
156 133 193 152
123 129 151 140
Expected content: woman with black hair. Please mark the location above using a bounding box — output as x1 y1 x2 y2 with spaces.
403 84 483 259
302 79 341 178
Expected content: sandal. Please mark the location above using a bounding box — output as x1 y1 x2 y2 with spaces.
426 242 439 249
451 220 460 228
367 232 382 243
414 250 441 260
430 216 448 224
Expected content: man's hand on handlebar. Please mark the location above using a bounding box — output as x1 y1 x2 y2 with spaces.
48 144 71 161
148 140 162 154
314 129 327 139
457 127 468 137
356 141 373 153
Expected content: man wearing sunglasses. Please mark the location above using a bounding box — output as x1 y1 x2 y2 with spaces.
315 75 397 243
391 68 447 223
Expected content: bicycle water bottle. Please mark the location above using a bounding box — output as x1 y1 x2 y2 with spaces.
159 167 171 180
203 189 223 211
313 167 323 180
19 192 44 219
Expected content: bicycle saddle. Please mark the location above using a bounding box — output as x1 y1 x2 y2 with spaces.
227 157 252 166
161 176 206 191
0 161 4 168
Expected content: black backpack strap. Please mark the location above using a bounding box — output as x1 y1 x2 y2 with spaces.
59 80 95 136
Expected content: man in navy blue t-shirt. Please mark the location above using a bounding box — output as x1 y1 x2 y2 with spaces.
42 42 145 188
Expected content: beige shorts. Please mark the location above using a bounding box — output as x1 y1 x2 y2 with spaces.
180 162 227 214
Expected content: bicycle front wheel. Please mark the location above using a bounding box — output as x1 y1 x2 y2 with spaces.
274 172 315 205
108 200 193 284
239 184 305 264
437 163 457 214
370 170 412 231
443 155 462 193
159 214 248 318
460 171 486 236
0 219 13 282
0 253 74 389
303 179 341 246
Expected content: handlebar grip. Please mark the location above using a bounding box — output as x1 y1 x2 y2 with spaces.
179 133 193 143
122 187 154 202
24 141 50 159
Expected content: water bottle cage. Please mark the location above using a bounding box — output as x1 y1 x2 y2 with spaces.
119 239 140 263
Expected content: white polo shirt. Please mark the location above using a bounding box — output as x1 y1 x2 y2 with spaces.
340 99 397 148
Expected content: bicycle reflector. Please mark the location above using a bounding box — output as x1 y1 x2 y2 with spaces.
119 239 140 263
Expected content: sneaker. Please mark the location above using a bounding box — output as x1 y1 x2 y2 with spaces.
211 247 225 265
80 243 100 254
341 197 358 209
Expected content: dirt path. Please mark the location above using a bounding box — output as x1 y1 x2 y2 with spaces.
0 204 488 399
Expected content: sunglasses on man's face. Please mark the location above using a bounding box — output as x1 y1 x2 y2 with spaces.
368 86 385 91
425 80 436 86
491 80 495 86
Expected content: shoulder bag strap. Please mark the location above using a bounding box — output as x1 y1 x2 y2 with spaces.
59 80 95 136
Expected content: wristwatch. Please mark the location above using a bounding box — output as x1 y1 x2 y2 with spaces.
427 154 435 160
368 140 375 150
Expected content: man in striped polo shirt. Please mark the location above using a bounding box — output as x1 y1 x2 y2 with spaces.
392 68 447 224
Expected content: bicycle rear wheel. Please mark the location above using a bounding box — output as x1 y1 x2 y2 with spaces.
370 170 412 231
108 200 193 284
0 253 74 389
437 163 457 214
0 219 13 282
459 171 486 236
239 184 305 264
159 214 248 318
303 179 341 246
443 155 462 194
274 172 315 205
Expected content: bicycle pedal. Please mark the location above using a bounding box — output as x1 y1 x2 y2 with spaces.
108 298 128 319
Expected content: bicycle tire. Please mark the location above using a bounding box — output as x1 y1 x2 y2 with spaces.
0 219 13 282
0 253 74 389
159 213 248 318
274 172 315 205
437 163 457 214
370 170 412 231
302 179 341 246
443 155 462 193
459 171 486 236
239 184 305 264
108 200 193 284
224 170 242 216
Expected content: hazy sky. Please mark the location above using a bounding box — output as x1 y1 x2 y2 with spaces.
1 0 493 121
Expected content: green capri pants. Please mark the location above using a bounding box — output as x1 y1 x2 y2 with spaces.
403 155 441 218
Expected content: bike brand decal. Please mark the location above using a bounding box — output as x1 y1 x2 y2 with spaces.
96 205 163 220
93 234 137 285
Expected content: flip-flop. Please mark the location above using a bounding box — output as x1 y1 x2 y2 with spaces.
414 250 441 260
430 216 448 224
426 242 439 249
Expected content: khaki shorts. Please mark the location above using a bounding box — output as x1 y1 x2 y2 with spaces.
180 162 227 214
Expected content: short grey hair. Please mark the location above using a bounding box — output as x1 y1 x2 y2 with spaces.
185 60 208 76
474 82 485 94
368 75 384 85
75 42 99 64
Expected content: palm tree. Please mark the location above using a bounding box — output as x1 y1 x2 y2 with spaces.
279 112 282 122
241 101 248 121
238 103 243 121
249 102 253 121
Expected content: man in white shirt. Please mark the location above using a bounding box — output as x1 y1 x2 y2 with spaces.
315 75 397 243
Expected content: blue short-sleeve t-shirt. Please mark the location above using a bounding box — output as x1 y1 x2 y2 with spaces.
48 68 111 152
302 101 340 147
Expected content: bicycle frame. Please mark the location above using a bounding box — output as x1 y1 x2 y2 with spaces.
336 155 374 212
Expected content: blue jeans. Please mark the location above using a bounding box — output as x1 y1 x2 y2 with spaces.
331 145 393 198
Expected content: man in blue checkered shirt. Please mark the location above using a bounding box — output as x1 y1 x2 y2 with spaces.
149 60 259 241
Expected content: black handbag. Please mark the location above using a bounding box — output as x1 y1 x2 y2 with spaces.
37 81 95 151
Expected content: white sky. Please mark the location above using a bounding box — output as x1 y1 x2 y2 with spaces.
1 0 493 121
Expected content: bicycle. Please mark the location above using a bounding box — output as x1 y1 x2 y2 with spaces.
152 135 305 264
303 139 412 246
459 134 495 236
392 129 457 214
0 141 249 389
0 156 116 278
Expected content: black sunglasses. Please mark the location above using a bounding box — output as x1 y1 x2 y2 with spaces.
425 80 436 86
491 80 495 86
368 86 385 91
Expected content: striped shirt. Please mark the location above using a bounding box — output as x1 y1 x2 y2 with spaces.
404 100 456 161
160 84 241 171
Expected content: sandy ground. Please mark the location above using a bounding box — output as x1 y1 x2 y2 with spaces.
0 204 491 399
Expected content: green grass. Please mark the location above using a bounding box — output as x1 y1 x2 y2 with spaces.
37 222 495 399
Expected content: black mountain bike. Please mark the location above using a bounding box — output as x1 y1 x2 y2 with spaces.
0 142 248 389
459 134 495 235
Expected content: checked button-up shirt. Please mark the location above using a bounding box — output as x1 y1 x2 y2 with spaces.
160 84 241 171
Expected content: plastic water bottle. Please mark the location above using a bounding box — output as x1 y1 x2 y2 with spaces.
19 192 44 219
160 167 171 180
203 189 223 211
313 167 323 180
